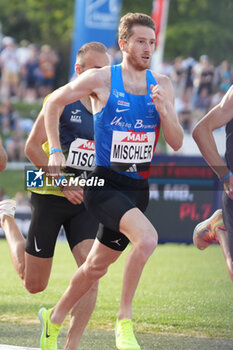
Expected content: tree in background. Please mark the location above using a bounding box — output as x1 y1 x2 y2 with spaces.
0 0 73 45
0 0 233 73
166 0 233 62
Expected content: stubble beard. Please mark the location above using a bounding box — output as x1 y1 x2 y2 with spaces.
128 53 151 71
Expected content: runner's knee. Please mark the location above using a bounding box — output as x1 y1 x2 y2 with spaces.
83 258 109 282
24 278 48 294
73 246 91 266
134 229 158 262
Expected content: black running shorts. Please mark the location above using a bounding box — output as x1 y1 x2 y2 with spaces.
222 191 233 258
26 192 99 258
83 166 149 251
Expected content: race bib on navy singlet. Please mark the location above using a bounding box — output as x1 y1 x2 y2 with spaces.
110 130 155 172
66 138 95 171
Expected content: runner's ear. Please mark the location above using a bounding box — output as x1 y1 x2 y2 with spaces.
118 39 127 52
75 63 83 75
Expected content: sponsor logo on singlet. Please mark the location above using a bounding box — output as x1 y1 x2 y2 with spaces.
116 107 129 113
146 107 156 118
134 119 156 129
110 116 132 128
66 138 95 170
117 100 130 107
113 89 125 98
70 114 82 123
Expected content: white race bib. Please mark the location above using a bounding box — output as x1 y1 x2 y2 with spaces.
66 138 95 171
110 130 155 164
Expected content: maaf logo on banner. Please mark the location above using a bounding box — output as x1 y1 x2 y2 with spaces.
85 0 121 29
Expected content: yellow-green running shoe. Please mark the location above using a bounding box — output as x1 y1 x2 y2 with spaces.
115 318 141 350
38 307 62 350
193 209 226 250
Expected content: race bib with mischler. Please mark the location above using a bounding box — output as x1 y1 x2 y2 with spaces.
110 130 155 172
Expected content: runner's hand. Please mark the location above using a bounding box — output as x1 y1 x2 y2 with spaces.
48 152 66 176
150 84 169 116
62 186 84 205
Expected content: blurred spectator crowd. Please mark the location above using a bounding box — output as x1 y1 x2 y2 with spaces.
158 54 232 133
0 36 60 162
0 36 59 102
0 35 232 162
0 186 31 211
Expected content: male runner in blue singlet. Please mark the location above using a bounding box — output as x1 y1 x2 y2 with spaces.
192 85 233 283
0 42 110 350
40 13 184 350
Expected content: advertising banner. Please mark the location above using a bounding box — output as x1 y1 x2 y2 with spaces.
70 0 122 77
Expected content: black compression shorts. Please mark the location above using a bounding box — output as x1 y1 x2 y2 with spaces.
83 166 149 251
26 192 99 258
222 191 233 258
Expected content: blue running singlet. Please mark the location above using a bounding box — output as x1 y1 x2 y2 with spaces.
93 64 161 179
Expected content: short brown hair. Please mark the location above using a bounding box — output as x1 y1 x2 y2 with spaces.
118 13 156 42
76 42 107 66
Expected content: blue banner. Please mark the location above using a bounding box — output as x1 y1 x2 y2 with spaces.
70 0 122 77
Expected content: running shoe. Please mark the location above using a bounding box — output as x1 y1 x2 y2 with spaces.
193 209 226 250
0 199 16 219
38 307 62 350
115 318 141 350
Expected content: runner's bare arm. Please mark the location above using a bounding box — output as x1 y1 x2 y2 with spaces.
193 86 233 178
0 138 7 172
25 107 83 205
25 98 66 167
25 107 50 168
193 85 233 199
44 69 105 167
151 74 183 151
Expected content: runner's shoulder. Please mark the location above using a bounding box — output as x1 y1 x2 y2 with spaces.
43 90 59 105
150 70 171 87
88 65 111 85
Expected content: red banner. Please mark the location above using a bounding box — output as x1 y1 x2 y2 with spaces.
151 0 164 46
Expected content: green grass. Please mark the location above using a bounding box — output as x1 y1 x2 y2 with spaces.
0 241 233 349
